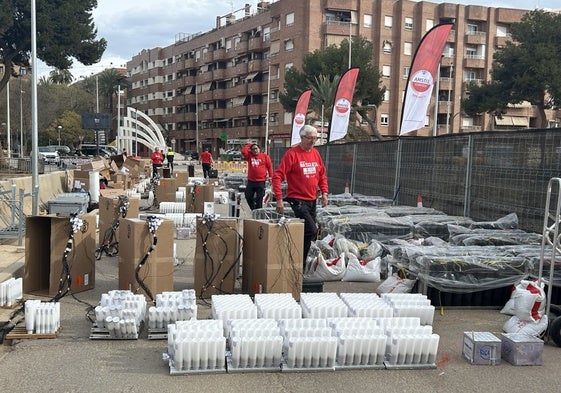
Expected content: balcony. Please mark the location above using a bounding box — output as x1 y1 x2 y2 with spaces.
213 68 225 80
325 0 358 9
494 36 510 48
212 48 226 61
248 37 263 51
465 31 487 45
463 56 486 69
246 103 264 116
247 81 264 95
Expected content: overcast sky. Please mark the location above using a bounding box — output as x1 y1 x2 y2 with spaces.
36 0 559 80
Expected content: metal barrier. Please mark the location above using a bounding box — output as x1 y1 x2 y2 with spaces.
270 128 561 234
0 183 30 245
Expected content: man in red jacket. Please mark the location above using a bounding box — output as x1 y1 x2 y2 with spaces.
199 148 213 178
272 125 328 267
241 143 273 210
150 147 164 177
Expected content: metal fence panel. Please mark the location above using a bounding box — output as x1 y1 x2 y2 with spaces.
271 128 561 233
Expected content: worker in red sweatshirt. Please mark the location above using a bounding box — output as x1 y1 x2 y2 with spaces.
241 143 273 210
272 125 329 267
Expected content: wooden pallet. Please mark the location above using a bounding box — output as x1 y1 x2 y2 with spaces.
5 325 61 340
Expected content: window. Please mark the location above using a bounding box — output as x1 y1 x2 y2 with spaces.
496 24 509 37
383 41 392 54
263 27 271 42
284 39 294 51
382 65 391 77
467 23 478 34
426 19 434 32
286 12 294 26
405 17 413 30
284 112 293 125
466 46 477 58
384 16 393 28
384 90 390 102
404 42 412 56
285 63 294 70
380 114 389 126
403 66 410 79
364 14 372 28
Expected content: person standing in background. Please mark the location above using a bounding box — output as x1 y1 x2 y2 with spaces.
166 148 175 174
272 125 328 267
200 147 213 178
241 142 273 210
150 147 164 177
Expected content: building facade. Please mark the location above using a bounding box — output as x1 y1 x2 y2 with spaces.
126 0 551 155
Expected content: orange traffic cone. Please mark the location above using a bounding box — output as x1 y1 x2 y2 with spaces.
417 195 423 208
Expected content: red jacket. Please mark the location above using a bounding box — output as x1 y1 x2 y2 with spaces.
150 151 164 165
272 145 328 201
241 143 273 182
200 150 213 165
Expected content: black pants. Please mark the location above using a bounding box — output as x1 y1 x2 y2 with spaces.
167 160 174 172
152 164 162 177
202 163 211 178
286 198 318 268
245 180 266 210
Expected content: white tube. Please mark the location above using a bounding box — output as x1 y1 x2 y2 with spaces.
25 300 40 334
89 170 100 203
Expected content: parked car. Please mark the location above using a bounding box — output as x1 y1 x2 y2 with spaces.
37 146 61 165
46 145 72 156
78 144 121 158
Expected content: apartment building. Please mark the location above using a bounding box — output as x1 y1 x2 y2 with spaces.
126 0 538 154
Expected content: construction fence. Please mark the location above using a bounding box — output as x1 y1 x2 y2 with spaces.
270 128 561 234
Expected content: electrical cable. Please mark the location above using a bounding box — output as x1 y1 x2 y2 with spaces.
50 213 83 303
196 215 243 302
135 215 163 304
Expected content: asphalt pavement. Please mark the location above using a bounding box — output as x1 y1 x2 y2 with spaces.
1 165 561 392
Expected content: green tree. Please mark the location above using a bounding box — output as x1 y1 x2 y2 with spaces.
49 68 74 85
0 0 106 92
40 111 88 148
279 36 385 141
461 10 561 128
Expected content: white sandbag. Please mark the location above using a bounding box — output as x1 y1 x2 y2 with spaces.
333 234 360 258
376 273 416 294
308 253 346 282
503 314 548 337
342 254 381 282
500 280 545 322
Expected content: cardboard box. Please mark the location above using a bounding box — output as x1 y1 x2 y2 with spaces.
119 258 174 300
186 184 215 213
501 333 544 366
81 157 108 171
118 218 175 299
175 172 189 184
194 218 241 298
24 213 96 297
242 219 304 300
463 332 501 365
118 217 174 261
72 170 92 191
98 195 140 246
155 178 177 203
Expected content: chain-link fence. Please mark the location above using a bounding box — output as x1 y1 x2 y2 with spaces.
271 128 561 234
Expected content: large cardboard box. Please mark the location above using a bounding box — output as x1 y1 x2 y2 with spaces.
158 167 171 178
155 178 177 203
194 218 241 298
98 195 140 246
186 184 215 213
24 213 96 297
242 219 304 300
118 218 174 299
463 332 501 365
501 333 544 366
118 217 174 261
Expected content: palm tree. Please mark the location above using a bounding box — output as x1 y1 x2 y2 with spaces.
49 68 74 85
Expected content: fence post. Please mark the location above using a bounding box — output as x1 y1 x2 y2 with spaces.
463 134 474 217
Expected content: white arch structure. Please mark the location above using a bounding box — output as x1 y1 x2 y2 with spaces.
117 107 166 154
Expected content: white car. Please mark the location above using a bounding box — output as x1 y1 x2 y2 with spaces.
38 146 61 164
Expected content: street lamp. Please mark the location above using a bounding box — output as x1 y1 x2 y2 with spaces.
57 125 62 146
